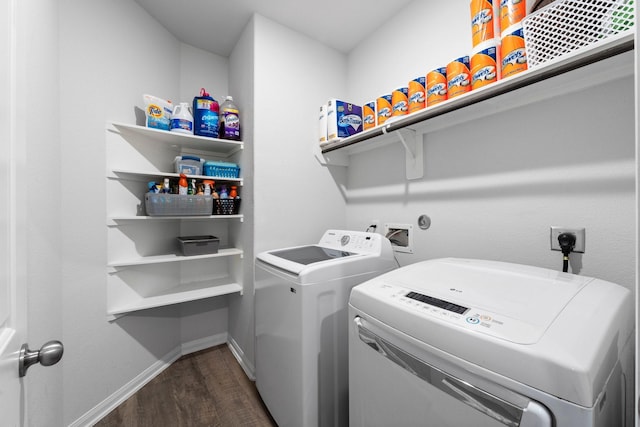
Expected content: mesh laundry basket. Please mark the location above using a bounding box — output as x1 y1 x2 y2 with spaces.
522 0 635 68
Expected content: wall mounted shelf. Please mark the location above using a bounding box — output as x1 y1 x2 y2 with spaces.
318 32 634 180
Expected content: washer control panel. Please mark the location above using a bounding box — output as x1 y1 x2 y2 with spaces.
319 230 383 254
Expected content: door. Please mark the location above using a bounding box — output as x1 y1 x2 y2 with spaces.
0 0 26 425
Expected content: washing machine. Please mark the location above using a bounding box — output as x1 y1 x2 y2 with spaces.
349 258 634 427
255 229 397 427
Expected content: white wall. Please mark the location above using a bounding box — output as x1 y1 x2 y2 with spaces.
226 14 349 373
252 14 348 254
347 0 471 105
344 0 636 290
226 15 256 374
58 0 231 423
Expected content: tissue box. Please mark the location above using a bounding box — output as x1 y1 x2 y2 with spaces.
327 99 362 141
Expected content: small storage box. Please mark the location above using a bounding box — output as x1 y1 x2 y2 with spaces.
204 161 241 178
174 155 205 175
145 194 213 216
177 235 220 256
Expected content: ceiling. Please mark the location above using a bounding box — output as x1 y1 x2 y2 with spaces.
134 0 415 57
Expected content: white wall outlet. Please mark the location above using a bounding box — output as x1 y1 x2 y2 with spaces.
384 223 413 253
550 226 586 253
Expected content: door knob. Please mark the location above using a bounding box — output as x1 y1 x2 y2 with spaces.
18 340 64 377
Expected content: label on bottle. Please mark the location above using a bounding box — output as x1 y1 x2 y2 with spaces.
171 118 193 132
222 109 240 139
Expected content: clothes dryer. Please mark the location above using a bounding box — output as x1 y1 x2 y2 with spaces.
349 258 634 427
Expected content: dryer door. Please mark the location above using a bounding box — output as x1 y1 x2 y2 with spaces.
349 315 553 427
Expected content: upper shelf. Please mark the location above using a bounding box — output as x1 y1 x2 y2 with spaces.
320 32 634 157
111 122 244 156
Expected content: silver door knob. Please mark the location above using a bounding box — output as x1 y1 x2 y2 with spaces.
18 340 63 377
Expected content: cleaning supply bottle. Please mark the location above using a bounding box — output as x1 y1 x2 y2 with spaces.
170 102 194 135
161 178 171 194
193 88 219 138
178 173 188 195
219 96 241 140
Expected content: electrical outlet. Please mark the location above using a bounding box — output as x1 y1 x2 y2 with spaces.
384 223 413 253
550 226 586 253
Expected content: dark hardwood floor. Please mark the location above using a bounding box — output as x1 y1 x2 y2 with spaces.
95 345 277 427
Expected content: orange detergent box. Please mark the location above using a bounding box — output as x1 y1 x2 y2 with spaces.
500 25 528 78
471 39 499 90
446 56 471 99
427 68 448 107
326 99 362 140
362 101 376 130
408 77 426 113
391 87 409 117
376 94 392 125
470 0 496 46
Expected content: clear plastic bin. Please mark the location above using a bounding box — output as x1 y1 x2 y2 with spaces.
145 194 213 216
174 155 205 175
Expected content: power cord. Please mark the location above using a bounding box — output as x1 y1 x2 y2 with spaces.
558 232 576 273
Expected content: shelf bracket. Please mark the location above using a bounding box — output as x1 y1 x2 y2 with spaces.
394 128 424 180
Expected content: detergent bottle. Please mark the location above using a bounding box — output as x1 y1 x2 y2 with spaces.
193 88 219 138
219 96 241 140
170 102 193 134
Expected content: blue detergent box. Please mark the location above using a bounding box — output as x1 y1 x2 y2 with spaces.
327 99 362 141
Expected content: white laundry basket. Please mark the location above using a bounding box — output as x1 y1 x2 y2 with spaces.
522 0 635 68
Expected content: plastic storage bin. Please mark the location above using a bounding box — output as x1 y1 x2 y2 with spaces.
523 0 635 68
204 161 240 178
174 155 205 175
177 235 220 256
145 194 213 216
213 198 241 215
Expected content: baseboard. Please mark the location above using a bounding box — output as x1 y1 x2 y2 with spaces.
71 333 228 427
227 335 256 381
181 332 228 355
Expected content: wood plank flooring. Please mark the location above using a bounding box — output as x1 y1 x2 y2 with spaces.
95 345 277 427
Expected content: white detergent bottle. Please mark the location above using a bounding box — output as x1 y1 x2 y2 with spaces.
170 102 194 135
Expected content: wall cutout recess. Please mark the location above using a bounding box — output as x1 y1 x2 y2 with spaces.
384 223 413 253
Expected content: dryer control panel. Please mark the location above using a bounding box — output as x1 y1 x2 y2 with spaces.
360 281 544 345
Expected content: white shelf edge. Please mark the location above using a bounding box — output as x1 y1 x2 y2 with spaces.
109 121 244 157
321 31 634 156
107 214 243 225
107 281 242 320
108 247 244 268
109 168 243 185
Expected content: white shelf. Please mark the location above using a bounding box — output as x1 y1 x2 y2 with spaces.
107 119 246 319
111 122 244 157
110 168 243 185
107 279 242 319
319 32 634 179
107 214 243 225
108 247 244 269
